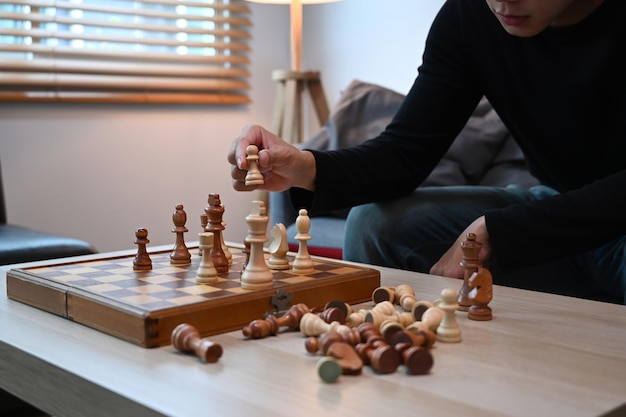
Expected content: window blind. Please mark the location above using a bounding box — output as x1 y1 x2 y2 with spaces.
0 0 251 103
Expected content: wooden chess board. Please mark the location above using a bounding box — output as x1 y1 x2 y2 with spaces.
6 245 380 347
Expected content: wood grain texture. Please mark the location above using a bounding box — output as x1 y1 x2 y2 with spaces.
2 247 626 417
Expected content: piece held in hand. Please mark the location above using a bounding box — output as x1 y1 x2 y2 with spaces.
133 228 152 270
171 323 223 363
245 145 264 186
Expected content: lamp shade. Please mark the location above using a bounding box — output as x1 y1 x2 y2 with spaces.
245 0 342 71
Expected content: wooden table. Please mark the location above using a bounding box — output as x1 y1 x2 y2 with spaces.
1 248 625 417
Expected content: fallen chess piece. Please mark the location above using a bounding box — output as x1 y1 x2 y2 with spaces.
171 323 223 363
242 303 309 339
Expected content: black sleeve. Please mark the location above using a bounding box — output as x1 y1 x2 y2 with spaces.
293 1 483 215
486 169 626 270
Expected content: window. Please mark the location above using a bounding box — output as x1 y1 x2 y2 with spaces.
0 0 251 103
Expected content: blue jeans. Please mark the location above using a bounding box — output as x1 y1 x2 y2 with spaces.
344 185 626 304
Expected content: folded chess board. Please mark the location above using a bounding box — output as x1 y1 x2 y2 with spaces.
6 245 380 347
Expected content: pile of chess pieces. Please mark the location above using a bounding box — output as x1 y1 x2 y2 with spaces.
170 233 494 383
237 278 491 382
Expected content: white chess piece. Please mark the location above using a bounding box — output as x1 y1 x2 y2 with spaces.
292 209 314 274
244 145 264 186
436 288 462 343
267 223 290 270
196 232 218 283
241 201 273 290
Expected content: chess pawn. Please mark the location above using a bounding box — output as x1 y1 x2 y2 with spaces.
171 323 223 363
436 288 462 343
267 223 290 270
241 201 273 290
372 286 396 304
292 209 314 274
196 232 218 284
468 267 493 321
458 233 482 311
244 144 264 186
395 284 418 311
299 312 350 337
356 322 401 374
170 204 192 265
420 306 444 332
133 227 152 270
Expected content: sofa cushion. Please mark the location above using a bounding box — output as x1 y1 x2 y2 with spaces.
0 224 96 265
303 79 538 189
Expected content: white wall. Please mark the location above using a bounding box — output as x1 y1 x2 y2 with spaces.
0 0 443 253
305 0 445 105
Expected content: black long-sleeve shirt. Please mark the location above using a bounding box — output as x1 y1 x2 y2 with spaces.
298 0 626 271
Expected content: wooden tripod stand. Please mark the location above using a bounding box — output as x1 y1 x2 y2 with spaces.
271 69 329 144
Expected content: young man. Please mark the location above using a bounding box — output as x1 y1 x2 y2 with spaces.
228 0 626 304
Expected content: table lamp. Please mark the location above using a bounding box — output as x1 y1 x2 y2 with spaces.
245 0 342 143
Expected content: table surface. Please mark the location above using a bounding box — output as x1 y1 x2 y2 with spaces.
1 246 626 417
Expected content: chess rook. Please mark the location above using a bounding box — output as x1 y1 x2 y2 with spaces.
241 200 273 290
197 232 218 284
170 204 191 265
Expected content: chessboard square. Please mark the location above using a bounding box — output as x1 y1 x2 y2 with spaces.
82 270 129 279
167 294 211 305
121 294 165 305
105 267 133 275
221 286 250 295
321 266 356 275
277 275 315 284
60 266 102 275
89 261 129 271
28 267 60 275
54 275 94 283
158 279 199 289
137 275 180 285
151 265 186 275
178 283 228 295
311 263 343 272
88 283 124 293
94 274 139 284
128 284 173 294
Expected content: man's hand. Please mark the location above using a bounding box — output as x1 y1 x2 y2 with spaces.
430 216 492 279
227 124 316 192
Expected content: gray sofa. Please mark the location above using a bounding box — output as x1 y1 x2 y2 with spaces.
269 80 539 259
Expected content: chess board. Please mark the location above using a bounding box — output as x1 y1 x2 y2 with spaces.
6 244 380 347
